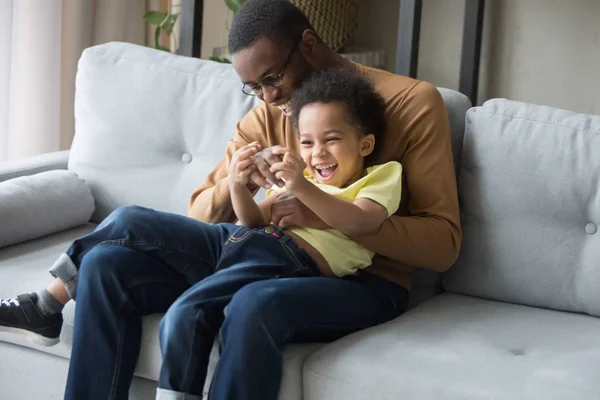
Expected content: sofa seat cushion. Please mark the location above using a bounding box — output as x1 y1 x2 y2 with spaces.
93 309 323 399
303 293 600 400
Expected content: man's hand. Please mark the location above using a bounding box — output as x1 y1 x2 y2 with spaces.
271 192 330 230
249 146 285 189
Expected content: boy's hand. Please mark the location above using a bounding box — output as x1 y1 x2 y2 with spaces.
269 147 307 192
229 142 261 186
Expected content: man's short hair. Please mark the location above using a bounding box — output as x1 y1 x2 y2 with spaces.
228 0 318 54
290 68 387 166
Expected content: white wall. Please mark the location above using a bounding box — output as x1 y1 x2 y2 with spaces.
475 0 600 114
201 0 600 114
351 0 600 113
200 0 230 60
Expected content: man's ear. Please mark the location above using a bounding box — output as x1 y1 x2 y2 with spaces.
360 134 375 157
300 29 319 56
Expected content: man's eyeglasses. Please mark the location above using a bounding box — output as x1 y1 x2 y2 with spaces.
241 39 300 96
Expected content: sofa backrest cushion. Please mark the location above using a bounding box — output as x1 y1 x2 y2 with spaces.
437 88 470 178
444 99 600 317
69 42 259 220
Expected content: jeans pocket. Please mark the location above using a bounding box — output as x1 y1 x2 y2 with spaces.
227 226 252 243
217 227 253 270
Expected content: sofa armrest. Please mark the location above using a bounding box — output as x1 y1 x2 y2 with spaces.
0 169 95 249
0 150 70 183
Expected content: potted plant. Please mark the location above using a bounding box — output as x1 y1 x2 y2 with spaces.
143 0 181 53
143 0 244 62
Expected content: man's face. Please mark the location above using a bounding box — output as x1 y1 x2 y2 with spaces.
231 36 313 117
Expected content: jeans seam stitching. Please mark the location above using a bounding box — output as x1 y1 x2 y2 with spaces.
215 227 249 270
279 241 306 272
215 240 232 270
182 301 219 395
108 313 127 400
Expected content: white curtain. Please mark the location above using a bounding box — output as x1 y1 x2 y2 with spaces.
0 0 170 163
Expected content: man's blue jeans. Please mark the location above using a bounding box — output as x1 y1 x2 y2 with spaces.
63 205 408 400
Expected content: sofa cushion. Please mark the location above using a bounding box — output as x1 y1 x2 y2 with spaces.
303 293 600 400
63 301 324 399
444 99 600 316
0 341 159 400
0 171 95 249
60 305 322 399
437 88 470 177
69 42 260 221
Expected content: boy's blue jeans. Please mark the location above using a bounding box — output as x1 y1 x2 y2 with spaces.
61 205 408 400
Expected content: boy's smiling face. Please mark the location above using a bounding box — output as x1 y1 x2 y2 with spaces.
298 101 374 187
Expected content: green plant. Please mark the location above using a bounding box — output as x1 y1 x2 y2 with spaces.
208 56 232 63
143 0 243 59
225 0 245 13
143 0 180 53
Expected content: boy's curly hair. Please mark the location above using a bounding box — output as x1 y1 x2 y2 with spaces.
290 68 387 166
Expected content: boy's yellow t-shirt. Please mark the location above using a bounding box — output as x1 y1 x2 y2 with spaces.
267 161 402 277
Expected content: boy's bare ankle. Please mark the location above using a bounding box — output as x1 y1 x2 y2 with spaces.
47 278 71 304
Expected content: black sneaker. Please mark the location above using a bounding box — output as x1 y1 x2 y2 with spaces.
0 293 63 347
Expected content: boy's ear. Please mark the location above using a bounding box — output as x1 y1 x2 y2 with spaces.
359 134 375 157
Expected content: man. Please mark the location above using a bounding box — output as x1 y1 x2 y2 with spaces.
61 0 460 399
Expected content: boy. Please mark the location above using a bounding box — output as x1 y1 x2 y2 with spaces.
230 68 402 279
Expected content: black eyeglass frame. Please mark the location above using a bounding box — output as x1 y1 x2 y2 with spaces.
241 39 301 96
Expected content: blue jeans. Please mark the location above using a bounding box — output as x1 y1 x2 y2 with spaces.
63 206 408 400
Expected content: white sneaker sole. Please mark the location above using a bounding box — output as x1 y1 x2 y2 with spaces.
0 325 59 347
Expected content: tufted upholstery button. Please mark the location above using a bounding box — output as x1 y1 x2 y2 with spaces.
181 152 192 164
585 223 597 235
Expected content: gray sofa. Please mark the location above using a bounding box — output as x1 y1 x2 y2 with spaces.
1 42 598 399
